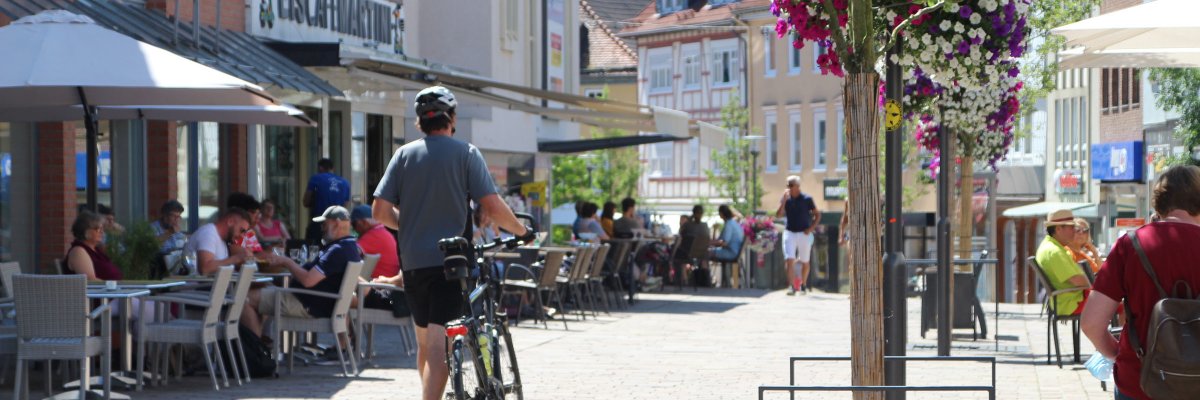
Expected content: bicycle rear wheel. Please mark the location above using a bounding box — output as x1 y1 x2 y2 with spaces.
491 323 523 399
449 337 484 400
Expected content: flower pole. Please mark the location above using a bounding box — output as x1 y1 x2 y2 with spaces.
775 0 1028 396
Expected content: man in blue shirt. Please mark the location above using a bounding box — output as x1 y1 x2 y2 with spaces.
710 204 744 261
304 158 350 245
776 175 820 295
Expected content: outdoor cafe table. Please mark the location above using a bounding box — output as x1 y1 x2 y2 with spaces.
82 287 153 400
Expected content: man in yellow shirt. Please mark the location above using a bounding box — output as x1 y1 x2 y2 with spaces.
1035 209 1091 315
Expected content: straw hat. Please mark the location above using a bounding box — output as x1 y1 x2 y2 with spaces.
1045 209 1076 227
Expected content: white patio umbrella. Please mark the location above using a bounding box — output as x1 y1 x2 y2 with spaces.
0 10 306 209
0 104 315 127
1052 0 1200 68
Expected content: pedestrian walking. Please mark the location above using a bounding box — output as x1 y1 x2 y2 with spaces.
371 86 532 400
776 175 820 295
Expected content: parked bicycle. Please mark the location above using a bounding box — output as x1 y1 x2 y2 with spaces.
438 213 537 400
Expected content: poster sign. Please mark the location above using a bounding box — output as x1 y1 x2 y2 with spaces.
545 0 566 96
249 0 403 54
522 181 547 207
1091 141 1144 182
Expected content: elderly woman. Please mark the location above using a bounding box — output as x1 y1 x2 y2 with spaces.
1082 165 1200 400
1068 217 1102 273
65 210 123 281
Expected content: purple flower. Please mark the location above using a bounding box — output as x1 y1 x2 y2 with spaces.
770 0 780 16
1008 66 1019 78
959 5 973 19
971 35 983 45
945 52 955 60
958 40 970 55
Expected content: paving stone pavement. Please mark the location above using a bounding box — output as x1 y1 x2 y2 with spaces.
25 288 1116 399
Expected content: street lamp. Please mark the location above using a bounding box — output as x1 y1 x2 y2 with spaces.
744 135 766 213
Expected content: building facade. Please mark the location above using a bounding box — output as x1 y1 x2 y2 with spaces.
0 0 585 272
619 0 764 215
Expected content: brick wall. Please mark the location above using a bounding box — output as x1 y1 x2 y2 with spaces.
1101 0 1141 14
146 121 179 219
1100 108 1144 143
219 124 248 202
37 122 77 273
145 0 246 32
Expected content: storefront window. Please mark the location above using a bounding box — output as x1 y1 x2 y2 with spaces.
265 108 322 239
351 112 367 204
74 122 113 208
0 123 34 269
366 114 395 203
176 122 222 230
0 124 11 262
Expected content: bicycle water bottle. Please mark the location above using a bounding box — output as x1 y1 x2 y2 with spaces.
478 325 493 376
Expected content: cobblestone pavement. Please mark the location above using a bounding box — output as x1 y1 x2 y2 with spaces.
30 288 1114 399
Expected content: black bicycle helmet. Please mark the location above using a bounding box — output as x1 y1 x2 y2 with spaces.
414 86 457 120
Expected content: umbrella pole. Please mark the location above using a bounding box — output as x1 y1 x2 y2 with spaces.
78 87 99 213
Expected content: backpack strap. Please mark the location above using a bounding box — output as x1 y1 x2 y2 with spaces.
1126 228 1171 358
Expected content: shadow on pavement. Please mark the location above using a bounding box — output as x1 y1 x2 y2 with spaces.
624 298 747 315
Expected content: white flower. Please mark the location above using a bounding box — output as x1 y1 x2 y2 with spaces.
954 22 965 33
983 0 998 13
941 41 953 53
886 11 898 22
970 47 981 61
909 39 920 49
922 34 933 46
947 3 960 13
970 13 981 25
940 20 952 31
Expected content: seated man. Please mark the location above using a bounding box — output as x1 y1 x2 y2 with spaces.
1035 209 1091 315
245 206 361 353
150 200 187 254
612 197 641 239
185 208 253 276
709 205 744 262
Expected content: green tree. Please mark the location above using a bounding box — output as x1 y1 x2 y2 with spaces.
1148 68 1200 167
707 96 764 214
550 128 643 208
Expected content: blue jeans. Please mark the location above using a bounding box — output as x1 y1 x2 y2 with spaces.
711 247 738 261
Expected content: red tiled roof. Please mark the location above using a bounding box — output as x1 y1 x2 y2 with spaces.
581 0 639 69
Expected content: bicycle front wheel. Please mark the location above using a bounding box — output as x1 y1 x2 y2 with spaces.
492 323 523 399
449 337 484 400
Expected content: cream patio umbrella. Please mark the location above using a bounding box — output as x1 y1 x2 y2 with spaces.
1052 0 1200 68
0 10 311 209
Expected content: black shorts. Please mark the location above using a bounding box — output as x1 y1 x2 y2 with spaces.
403 267 464 328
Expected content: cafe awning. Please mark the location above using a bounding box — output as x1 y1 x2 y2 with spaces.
1001 202 1093 219
537 133 690 154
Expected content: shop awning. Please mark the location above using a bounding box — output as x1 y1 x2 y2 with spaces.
276 46 729 143
537 133 690 154
1001 202 1093 219
0 0 342 97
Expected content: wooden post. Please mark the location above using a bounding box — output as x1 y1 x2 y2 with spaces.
844 72 884 400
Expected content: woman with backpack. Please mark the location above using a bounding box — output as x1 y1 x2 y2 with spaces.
1082 165 1200 400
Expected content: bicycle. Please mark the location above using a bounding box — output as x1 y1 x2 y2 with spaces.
438 214 537 400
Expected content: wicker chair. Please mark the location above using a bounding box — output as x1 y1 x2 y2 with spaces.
351 281 416 369
559 246 594 321
11 274 111 400
501 251 569 330
359 254 381 280
1027 256 1085 368
138 266 234 390
272 261 363 377
585 244 612 315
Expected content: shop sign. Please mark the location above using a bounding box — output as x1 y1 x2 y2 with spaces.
1114 218 1145 228
1091 141 1144 182
1053 169 1085 195
823 178 846 200
249 0 403 54
522 181 547 207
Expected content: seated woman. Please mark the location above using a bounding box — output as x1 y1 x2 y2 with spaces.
65 211 123 281
256 199 291 249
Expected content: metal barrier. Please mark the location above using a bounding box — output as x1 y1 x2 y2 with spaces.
758 355 996 400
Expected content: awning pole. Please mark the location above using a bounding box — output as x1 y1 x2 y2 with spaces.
78 87 99 213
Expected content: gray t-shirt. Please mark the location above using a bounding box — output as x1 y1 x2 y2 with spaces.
373 135 497 271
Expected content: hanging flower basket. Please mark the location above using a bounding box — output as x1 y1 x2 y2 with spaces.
742 216 780 266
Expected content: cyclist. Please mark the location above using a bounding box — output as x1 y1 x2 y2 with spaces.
372 85 532 400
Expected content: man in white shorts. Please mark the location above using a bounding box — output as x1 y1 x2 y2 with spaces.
776 176 820 295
